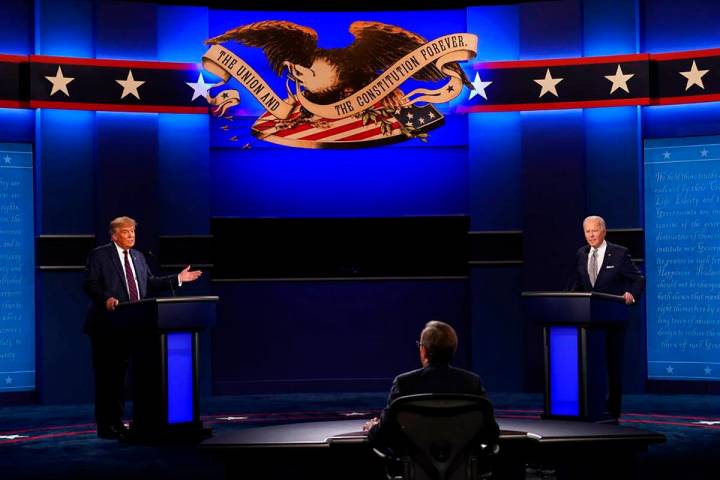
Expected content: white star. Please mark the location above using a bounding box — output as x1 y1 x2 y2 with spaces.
3 155 10 164
419 117 426 124
701 148 709 157
662 151 671 159
405 121 413 127
697 420 720 425
428 112 436 119
604 65 635 94
116 70 145 100
679 60 709 91
4 376 11 384
44 66 75 97
406 113 414 120
534 69 563 98
666 365 674 374
185 73 212 101
216 416 248 421
705 366 712 375
468 72 493 100
0 435 27 440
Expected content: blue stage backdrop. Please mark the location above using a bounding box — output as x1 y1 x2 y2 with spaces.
0 142 35 393
645 135 720 381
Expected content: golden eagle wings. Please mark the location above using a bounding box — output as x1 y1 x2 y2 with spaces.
206 20 471 105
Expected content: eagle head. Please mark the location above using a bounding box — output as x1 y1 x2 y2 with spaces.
283 56 341 98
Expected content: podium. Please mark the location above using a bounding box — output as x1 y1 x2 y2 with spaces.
521 292 627 421
112 295 218 440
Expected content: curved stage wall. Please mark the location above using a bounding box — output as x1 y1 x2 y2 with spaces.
1 0 720 403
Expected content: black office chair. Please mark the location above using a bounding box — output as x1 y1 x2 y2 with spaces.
373 393 500 480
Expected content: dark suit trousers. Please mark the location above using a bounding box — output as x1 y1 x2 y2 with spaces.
90 330 132 428
606 327 625 418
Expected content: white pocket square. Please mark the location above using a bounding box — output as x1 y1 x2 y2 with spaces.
606 265 615 269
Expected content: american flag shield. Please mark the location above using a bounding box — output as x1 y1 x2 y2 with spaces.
250 101 444 149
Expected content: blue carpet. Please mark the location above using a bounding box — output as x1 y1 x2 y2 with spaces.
0 393 718 479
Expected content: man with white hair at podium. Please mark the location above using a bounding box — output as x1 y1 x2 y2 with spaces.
568 215 645 421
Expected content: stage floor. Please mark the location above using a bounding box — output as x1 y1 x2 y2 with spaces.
1 392 718 479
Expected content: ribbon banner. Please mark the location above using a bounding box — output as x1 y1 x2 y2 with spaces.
202 33 478 120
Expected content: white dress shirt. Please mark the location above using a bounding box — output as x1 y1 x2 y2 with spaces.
114 242 141 298
587 240 607 277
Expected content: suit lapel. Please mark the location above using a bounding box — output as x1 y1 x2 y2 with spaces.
581 247 592 288
108 243 130 299
130 250 148 299
130 250 146 299
595 243 613 285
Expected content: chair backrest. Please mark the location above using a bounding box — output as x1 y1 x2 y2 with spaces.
388 393 497 480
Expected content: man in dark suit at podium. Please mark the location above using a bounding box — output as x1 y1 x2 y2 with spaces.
363 320 499 446
83 216 202 439
569 215 644 420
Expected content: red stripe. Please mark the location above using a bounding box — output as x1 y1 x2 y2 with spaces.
0 100 28 109
495 408 544 414
457 97 651 113
475 53 649 70
201 409 376 419
495 414 541 419
30 55 198 71
0 429 97 445
338 122 401 142
253 111 303 130
624 412 720 421
650 48 720 61
299 119 367 141
652 93 720 106
621 418 720 430
30 101 208 114
0 422 95 436
274 122 316 137
0 54 29 63
253 120 277 131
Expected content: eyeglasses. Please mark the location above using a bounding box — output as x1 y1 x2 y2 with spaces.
416 340 423 349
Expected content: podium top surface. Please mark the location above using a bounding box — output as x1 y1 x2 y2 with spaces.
521 291 625 302
117 295 219 308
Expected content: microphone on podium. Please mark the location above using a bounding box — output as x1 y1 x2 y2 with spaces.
146 249 176 297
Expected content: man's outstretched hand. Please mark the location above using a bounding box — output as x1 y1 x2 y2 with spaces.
179 265 202 283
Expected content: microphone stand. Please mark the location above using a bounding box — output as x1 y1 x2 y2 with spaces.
147 249 176 297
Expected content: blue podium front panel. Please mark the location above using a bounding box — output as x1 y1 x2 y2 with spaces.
166 332 193 424
549 326 580 416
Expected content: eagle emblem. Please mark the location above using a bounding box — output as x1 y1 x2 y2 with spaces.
202 21 478 148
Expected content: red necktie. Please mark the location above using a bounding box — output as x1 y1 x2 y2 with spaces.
123 250 140 302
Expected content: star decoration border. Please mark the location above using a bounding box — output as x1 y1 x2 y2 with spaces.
1 54 209 114
2 48 720 114
459 48 720 112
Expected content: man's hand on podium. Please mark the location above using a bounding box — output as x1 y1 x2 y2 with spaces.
105 297 120 311
363 417 380 432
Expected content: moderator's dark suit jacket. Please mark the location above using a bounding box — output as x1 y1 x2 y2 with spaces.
83 242 178 334
569 241 645 298
368 363 499 448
